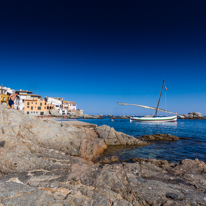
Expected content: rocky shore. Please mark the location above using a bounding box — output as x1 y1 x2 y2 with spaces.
179 112 206 119
0 104 206 205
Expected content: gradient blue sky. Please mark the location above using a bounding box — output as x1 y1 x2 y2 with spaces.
0 0 206 115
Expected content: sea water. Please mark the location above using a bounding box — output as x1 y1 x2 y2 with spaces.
79 118 206 162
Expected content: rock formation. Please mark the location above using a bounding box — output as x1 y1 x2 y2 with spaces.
139 133 179 141
179 112 206 119
0 104 206 205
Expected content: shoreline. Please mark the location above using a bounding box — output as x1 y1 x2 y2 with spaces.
0 104 206 205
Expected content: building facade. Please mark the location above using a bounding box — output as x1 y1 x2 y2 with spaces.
46 97 63 110
68 101 77 110
0 86 10 106
14 90 42 110
24 99 55 116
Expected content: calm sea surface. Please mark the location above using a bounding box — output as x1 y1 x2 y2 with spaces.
78 118 206 163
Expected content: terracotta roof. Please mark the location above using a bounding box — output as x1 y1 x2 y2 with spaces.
19 93 41 97
16 90 33 93
69 101 76 104
31 94 41 97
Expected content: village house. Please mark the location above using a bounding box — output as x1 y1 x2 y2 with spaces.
45 97 63 110
24 98 55 116
0 86 10 106
14 89 42 110
68 101 77 110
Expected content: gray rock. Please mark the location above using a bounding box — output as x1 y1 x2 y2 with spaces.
96 125 149 146
140 134 179 141
0 181 62 206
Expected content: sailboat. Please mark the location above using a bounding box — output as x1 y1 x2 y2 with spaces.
118 80 178 122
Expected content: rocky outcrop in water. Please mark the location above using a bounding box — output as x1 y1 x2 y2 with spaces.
96 125 149 146
179 112 206 119
1 104 206 205
111 116 130 119
83 114 102 119
139 133 179 141
0 105 149 173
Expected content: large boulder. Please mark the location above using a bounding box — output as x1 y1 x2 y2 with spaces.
96 125 150 146
0 105 108 172
180 112 205 119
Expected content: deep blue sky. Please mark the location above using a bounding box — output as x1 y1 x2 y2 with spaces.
0 0 206 115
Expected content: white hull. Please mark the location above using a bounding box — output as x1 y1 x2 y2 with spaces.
130 115 177 122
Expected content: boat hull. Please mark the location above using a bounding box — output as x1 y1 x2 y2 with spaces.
130 115 177 122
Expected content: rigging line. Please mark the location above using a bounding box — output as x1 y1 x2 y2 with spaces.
165 90 167 116
140 87 156 104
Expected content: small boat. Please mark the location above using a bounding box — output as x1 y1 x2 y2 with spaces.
130 115 177 122
118 80 178 122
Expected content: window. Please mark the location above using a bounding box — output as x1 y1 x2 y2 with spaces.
31 102 33 104
27 102 29 105
3 97 5 101
38 107 41 110
31 106 33 110
40 103 42 106
40 112 44 115
36 102 37 105
44 107 46 109
23 99 24 102
27 112 29 114
27 106 29 108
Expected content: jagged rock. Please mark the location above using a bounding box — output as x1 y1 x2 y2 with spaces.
179 112 205 119
139 134 179 141
96 125 150 146
98 156 120 164
1 148 206 205
0 181 62 205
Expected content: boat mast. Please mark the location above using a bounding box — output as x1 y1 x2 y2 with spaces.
154 80 165 117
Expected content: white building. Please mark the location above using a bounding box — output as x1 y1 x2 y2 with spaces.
1 86 15 95
68 101 77 110
0 86 7 95
46 97 63 111
14 89 42 110
59 109 67 115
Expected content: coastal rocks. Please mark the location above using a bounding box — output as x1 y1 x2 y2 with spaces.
111 116 130 119
98 156 120 164
0 105 107 172
166 158 206 176
96 125 150 146
49 109 61 116
83 114 102 119
139 133 179 141
1 105 206 205
0 181 62 205
1 155 206 205
1 105 149 172
179 112 206 119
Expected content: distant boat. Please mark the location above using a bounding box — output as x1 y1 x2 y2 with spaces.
118 80 178 122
